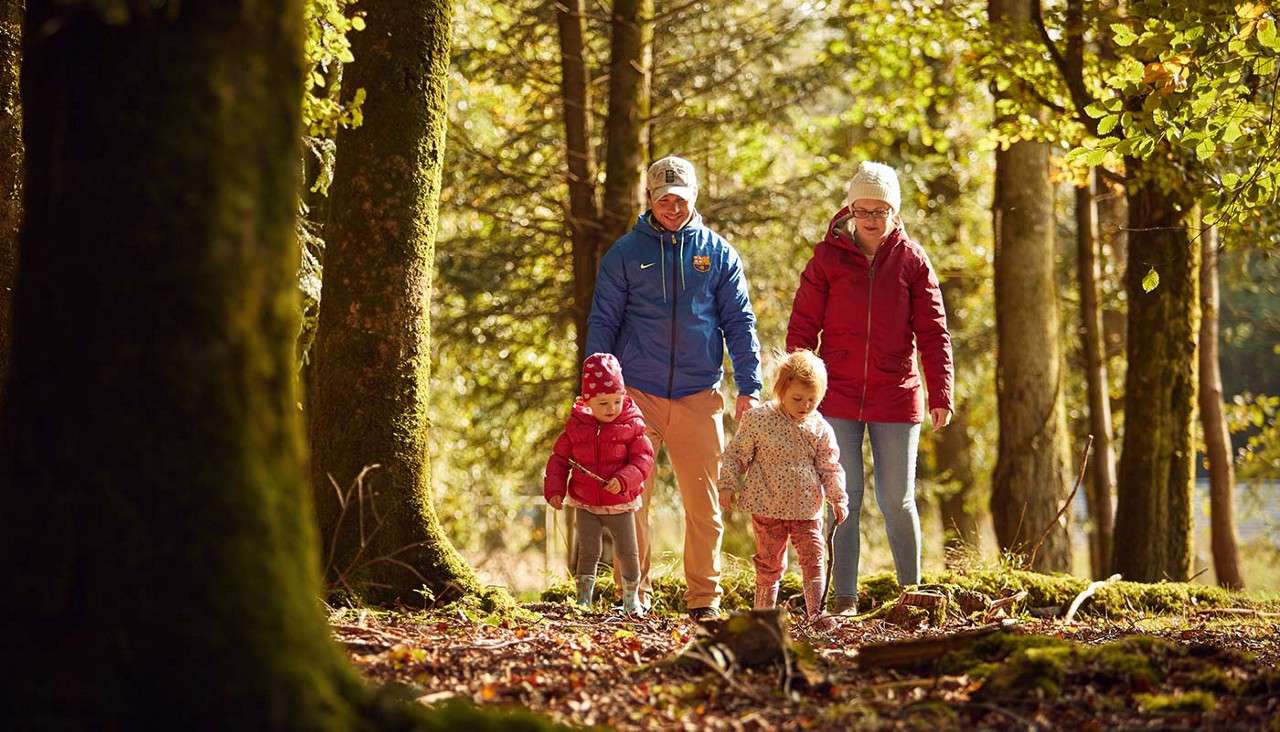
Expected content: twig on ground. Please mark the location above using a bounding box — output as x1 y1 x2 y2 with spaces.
1063 573 1121 623
966 701 1041 731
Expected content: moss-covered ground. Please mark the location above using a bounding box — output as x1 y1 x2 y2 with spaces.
338 565 1280 729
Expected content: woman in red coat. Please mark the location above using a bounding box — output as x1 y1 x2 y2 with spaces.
785 161 954 614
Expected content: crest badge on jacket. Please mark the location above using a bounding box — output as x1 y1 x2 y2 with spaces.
692 254 711 272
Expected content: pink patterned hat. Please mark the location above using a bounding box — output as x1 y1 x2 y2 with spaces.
581 353 625 399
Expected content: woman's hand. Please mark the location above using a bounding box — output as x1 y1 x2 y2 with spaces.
930 407 952 430
603 478 622 494
548 495 564 510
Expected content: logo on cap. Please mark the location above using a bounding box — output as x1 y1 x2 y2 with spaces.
665 170 676 183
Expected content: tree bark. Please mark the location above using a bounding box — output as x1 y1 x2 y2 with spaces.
310 0 483 605
1076 171 1117 579
0 0 21 416
1 2 363 724
1198 223 1243 589
1112 167 1199 582
600 0 652 245
988 0 1071 572
557 0 601 372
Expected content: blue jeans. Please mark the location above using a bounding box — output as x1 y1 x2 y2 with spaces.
827 418 922 597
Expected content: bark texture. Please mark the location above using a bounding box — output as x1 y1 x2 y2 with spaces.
309 0 482 604
0 0 20 415
600 0 652 245
1198 224 1243 589
1076 171 1117 578
989 0 1071 571
1112 169 1199 582
556 0 602 371
0 2 363 726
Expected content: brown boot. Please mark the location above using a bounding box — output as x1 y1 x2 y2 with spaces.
830 594 858 615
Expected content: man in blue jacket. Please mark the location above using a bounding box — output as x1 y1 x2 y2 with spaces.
586 155 762 619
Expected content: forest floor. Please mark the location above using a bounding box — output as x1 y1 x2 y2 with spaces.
336 571 1280 730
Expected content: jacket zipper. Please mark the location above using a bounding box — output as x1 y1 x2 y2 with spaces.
666 235 678 398
594 423 602 497
858 249 877 420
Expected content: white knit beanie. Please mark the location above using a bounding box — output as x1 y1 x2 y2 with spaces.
844 161 902 213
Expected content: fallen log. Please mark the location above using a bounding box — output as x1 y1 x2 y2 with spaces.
855 620 1016 669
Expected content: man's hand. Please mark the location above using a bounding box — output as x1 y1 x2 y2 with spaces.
719 490 733 513
603 478 622 494
735 394 760 421
548 495 564 510
832 503 848 525
930 407 952 430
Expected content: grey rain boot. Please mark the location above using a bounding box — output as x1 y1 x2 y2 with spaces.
621 580 645 616
575 575 596 609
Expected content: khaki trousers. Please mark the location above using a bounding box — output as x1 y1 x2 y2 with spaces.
623 387 726 610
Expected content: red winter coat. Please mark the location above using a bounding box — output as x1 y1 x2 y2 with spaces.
543 396 655 507
786 209 953 423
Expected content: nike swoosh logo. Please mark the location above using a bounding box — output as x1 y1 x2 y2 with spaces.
640 262 656 270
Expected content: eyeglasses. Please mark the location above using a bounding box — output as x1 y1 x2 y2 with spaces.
850 208 892 220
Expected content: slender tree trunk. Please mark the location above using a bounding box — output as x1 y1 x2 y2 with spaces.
310 0 484 605
988 0 1071 572
1077 171 1117 578
1062 0 1116 579
0 0 21 416
938 407 982 557
1198 224 1243 589
600 0 652 245
1 3 363 725
1113 166 1199 582
556 0 601 370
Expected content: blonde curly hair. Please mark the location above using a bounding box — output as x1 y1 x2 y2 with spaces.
771 349 828 403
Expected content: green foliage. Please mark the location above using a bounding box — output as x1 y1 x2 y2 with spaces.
1134 690 1218 714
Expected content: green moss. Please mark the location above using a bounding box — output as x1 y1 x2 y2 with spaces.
1134 691 1217 714
1177 667 1243 695
858 572 903 607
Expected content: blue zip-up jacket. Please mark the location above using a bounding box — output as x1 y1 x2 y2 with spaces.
585 211 763 399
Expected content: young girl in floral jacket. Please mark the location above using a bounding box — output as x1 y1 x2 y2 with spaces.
544 353 655 614
720 350 848 621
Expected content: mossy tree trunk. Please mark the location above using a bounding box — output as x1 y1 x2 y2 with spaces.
988 0 1071 571
1197 224 1242 589
309 0 483 605
1 2 367 725
1112 167 1198 583
0 0 20 416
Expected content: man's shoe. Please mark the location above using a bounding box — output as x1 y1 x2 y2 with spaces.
687 606 722 621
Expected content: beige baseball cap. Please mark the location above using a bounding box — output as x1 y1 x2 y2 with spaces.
647 156 698 202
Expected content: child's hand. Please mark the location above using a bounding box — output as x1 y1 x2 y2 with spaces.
719 490 733 513
832 504 848 525
603 478 622 494
548 495 564 510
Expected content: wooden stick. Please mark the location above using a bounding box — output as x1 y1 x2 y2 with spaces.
1028 435 1093 568
1063 573 1121 623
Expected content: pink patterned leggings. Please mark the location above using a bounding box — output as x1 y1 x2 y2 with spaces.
750 515 826 618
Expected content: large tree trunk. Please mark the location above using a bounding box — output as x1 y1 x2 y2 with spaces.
1198 224 1243 589
309 0 483 605
988 0 1071 572
0 0 20 415
1 2 364 724
600 0 652 245
556 0 601 371
1076 170 1117 578
1112 168 1199 582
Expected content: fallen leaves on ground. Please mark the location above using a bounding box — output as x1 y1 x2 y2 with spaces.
334 600 1280 730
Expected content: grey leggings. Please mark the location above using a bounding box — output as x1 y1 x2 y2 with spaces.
575 508 641 582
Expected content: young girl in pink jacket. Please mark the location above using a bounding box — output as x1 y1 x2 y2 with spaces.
720 350 848 621
544 353 656 614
